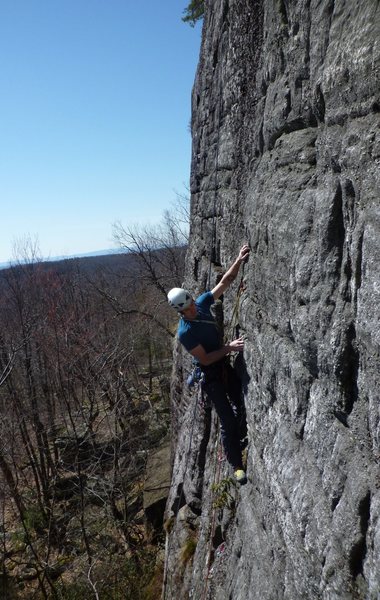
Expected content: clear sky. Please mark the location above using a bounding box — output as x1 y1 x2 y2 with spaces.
0 0 202 264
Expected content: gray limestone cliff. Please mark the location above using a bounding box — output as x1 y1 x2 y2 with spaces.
163 1 380 598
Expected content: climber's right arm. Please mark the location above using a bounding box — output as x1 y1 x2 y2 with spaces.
211 244 250 301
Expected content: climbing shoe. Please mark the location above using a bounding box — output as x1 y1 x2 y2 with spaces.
234 469 247 484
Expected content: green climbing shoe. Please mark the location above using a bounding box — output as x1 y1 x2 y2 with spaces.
234 469 247 484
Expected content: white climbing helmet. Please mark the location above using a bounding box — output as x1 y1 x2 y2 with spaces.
167 288 193 311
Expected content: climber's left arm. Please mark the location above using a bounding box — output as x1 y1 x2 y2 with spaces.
211 244 250 301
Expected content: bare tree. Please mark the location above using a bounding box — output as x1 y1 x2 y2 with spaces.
113 192 189 299
0 226 175 597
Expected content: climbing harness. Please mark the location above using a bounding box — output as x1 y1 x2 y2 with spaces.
187 365 213 410
187 364 203 388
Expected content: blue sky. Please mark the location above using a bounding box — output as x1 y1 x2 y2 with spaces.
0 1 201 263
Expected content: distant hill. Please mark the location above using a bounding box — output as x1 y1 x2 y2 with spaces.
0 249 124 271
0 245 187 287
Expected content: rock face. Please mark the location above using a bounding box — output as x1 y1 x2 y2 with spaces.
164 1 380 599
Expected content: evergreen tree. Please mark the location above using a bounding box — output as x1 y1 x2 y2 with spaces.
182 0 204 27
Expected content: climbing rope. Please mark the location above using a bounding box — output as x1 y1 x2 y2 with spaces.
198 70 228 600
163 33 248 597
199 269 247 598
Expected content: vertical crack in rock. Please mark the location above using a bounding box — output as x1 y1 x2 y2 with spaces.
277 0 289 27
193 256 199 281
197 407 212 476
171 483 187 516
222 0 229 23
349 491 371 580
344 179 356 230
342 179 356 301
337 321 359 417
326 182 345 271
324 0 335 53
355 230 364 292
314 83 326 122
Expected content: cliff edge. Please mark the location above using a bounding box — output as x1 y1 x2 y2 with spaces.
164 1 380 598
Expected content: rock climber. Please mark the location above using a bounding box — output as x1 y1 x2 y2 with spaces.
167 244 250 484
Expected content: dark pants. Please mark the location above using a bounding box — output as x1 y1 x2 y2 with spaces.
201 361 247 470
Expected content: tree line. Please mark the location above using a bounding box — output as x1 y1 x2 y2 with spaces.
0 204 187 599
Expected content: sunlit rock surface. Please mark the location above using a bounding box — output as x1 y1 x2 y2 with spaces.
164 1 380 598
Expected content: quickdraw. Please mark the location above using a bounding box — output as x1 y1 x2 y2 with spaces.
187 365 204 388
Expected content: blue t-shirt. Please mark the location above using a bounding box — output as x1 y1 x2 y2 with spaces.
178 291 221 353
